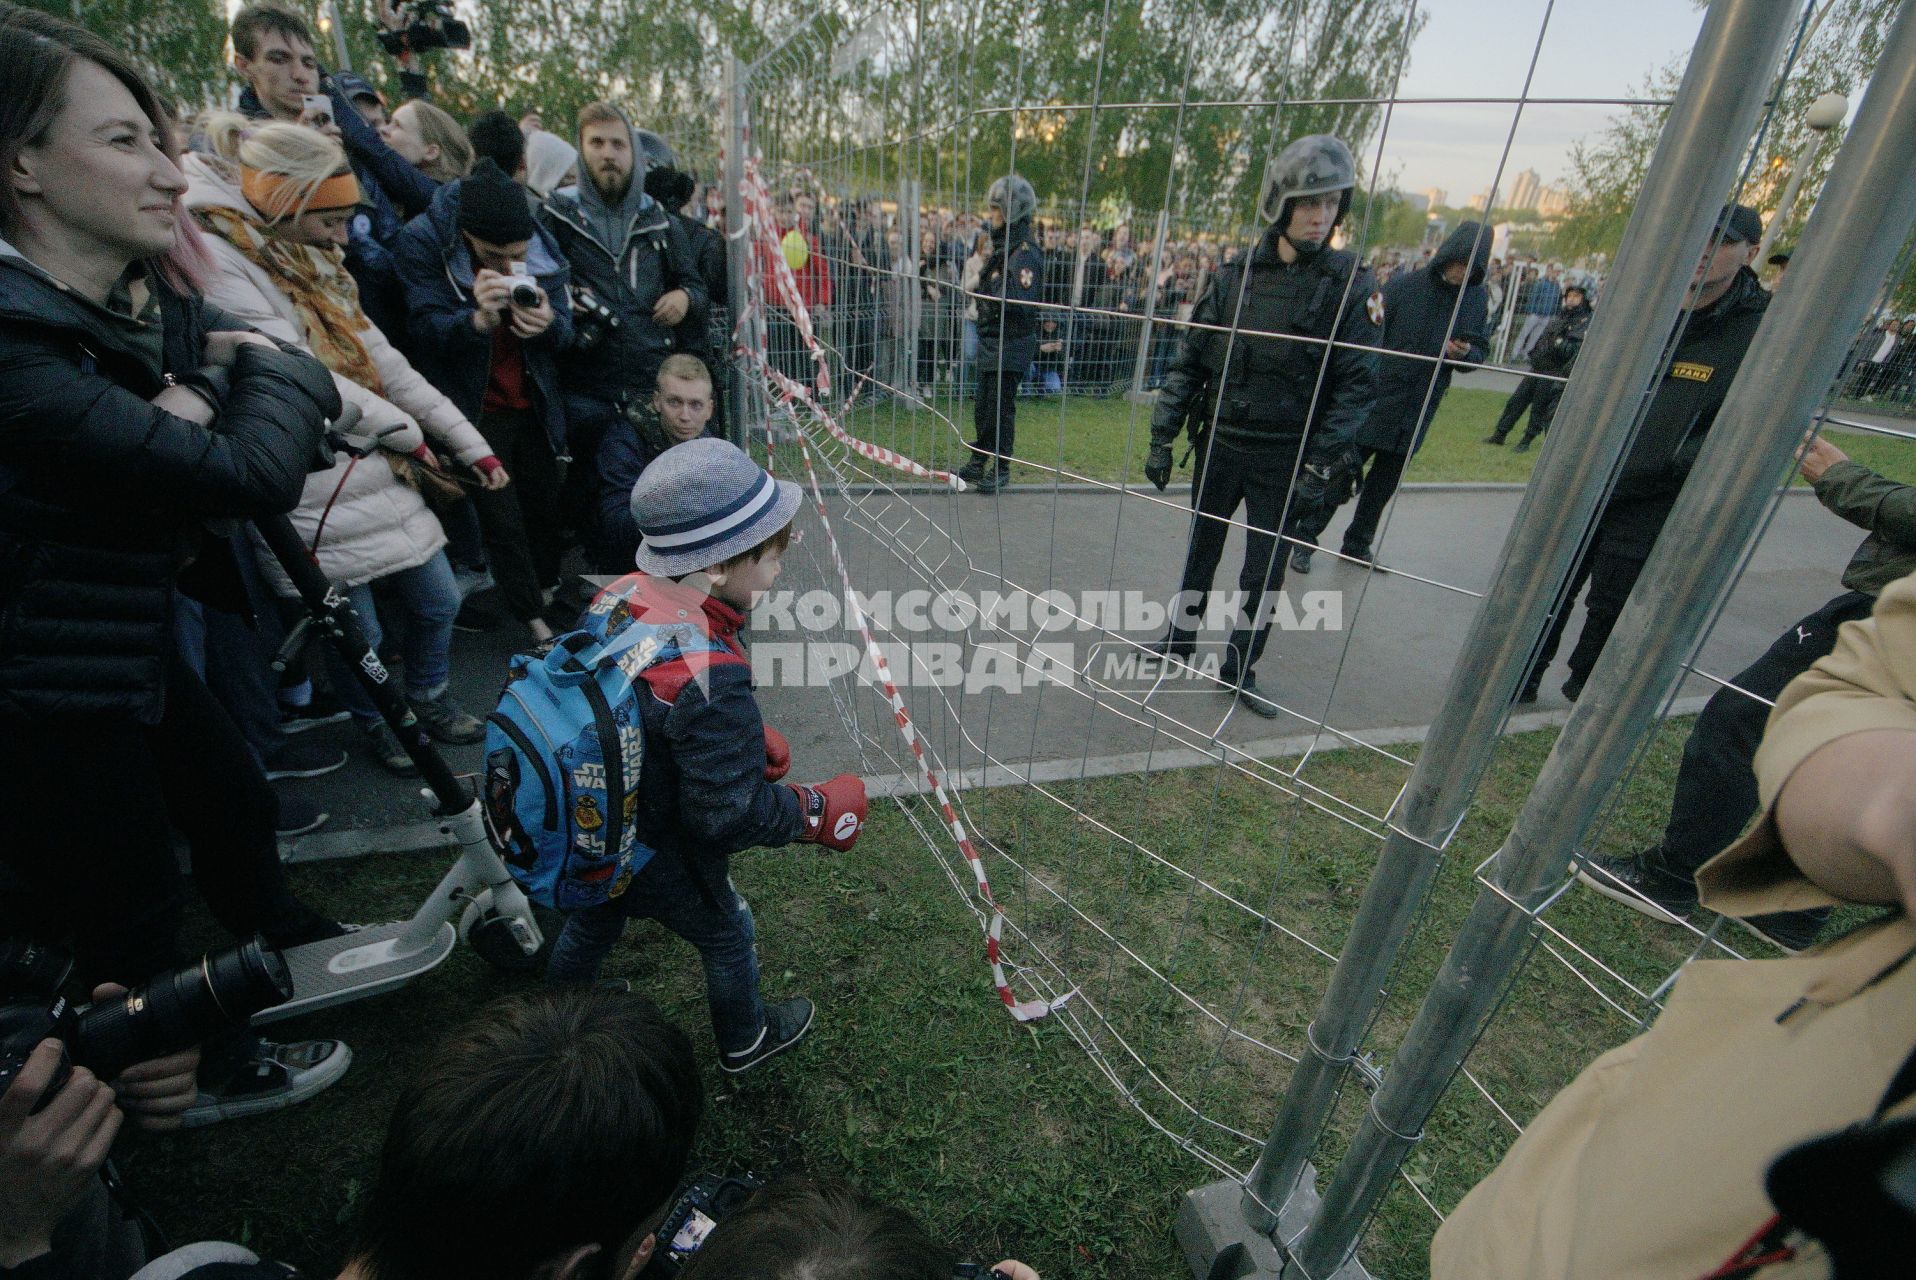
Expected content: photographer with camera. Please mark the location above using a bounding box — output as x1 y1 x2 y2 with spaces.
675 1178 1038 1280
0 5 351 1122
1 936 302 1279
539 106 705 568
394 158 572 645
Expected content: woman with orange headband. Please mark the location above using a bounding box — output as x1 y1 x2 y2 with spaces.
184 114 507 772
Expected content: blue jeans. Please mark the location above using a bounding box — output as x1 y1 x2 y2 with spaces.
331 551 460 724
545 850 766 1054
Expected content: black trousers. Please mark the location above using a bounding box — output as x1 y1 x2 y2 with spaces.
0 653 329 986
1340 446 1409 555
1171 435 1305 673
973 365 1024 462
1659 591 1873 875
472 407 563 622
1524 529 1645 691
1492 375 1564 441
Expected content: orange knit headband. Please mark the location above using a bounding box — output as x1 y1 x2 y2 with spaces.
240 166 362 221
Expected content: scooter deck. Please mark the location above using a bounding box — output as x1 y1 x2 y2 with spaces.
256 920 458 1022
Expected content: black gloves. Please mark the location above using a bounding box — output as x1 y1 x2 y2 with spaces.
1144 442 1173 491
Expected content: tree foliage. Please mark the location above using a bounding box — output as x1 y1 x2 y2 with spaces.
21 0 231 110
1555 0 1904 303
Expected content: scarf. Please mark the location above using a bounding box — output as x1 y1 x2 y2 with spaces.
196 203 384 398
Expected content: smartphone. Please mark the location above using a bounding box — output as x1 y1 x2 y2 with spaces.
302 94 333 125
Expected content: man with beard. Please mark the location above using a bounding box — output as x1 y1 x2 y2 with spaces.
540 102 704 570
1141 135 1380 717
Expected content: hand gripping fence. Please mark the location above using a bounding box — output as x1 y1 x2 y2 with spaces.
727 124 1067 1023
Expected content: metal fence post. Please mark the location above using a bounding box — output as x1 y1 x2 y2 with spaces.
723 54 759 446
1172 1 1801 1275
1128 208 1171 402
1285 3 1916 1274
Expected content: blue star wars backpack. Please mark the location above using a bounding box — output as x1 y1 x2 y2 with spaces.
482 580 735 912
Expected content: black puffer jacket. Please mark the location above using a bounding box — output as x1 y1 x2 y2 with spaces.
0 248 337 723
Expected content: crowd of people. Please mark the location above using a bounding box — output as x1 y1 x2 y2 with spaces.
1 2 1912 1278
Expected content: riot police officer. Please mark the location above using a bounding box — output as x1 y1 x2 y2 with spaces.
1142 134 1380 717
961 174 1046 495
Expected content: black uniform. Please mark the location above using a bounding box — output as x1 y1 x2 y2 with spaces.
1490 295 1593 445
1525 267 1770 696
1151 229 1381 674
972 216 1045 465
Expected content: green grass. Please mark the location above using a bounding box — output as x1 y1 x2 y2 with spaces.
112 716 1873 1279
830 385 1916 488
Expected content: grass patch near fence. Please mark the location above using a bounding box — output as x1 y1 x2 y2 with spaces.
113 713 1846 1279
834 384 1916 488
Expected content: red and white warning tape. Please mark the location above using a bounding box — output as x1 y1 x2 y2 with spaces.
727 130 1065 1022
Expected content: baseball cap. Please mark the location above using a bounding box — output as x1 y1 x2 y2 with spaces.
1713 203 1764 245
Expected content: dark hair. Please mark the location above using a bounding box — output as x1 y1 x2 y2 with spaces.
467 108 526 177
354 990 704 1280
229 1 313 60
677 1178 953 1280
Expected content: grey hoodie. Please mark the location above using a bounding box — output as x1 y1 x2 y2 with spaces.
575 106 658 256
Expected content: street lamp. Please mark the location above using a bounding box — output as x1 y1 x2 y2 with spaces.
1758 90 1848 259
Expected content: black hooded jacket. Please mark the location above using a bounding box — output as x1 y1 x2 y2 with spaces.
973 216 1045 373
0 250 337 722
1355 222 1490 455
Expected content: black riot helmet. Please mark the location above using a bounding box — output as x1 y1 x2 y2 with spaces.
1258 134 1356 256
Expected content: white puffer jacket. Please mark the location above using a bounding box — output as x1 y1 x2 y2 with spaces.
183 154 493 591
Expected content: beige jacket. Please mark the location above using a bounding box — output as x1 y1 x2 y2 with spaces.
1433 569 1916 1280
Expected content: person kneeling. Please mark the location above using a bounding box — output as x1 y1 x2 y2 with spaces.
546 440 868 1075
595 352 718 576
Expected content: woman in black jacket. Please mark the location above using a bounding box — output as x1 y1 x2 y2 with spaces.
0 6 351 1122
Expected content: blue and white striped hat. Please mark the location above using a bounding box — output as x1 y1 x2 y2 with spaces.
629 438 803 576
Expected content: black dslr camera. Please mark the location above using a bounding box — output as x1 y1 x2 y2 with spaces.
0 936 293 1107
571 285 622 353
377 0 472 54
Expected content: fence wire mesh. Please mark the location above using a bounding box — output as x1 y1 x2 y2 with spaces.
698 2 1915 1273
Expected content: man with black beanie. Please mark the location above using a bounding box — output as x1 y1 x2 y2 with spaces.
394 158 575 644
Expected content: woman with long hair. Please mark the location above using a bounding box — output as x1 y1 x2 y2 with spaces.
382 98 473 184
185 114 506 771
0 3 350 1121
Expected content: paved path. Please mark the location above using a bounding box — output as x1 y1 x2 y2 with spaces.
286 480 1861 859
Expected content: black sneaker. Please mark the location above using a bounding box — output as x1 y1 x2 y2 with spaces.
279 693 352 735
1340 542 1373 564
1513 436 1536 453
974 464 1010 495
263 739 347 781
719 997 815 1075
1515 681 1540 705
1738 909 1831 955
1576 851 1697 925
1144 634 1196 662
180 1037 352 1127
1290 546 1314 574
1481 433 1508 446
956 457 987 485
274 793 329 839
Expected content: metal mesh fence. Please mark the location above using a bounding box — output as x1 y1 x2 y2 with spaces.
704 1 1916 1274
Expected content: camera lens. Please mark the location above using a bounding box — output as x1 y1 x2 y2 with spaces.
510 282 542 309
70 938 293 1081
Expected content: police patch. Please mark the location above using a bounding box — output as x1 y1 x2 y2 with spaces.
1366 291 1385 326
1019 266 1035 289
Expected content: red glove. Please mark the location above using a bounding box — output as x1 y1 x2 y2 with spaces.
788 774 867 851
763 725 791 782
